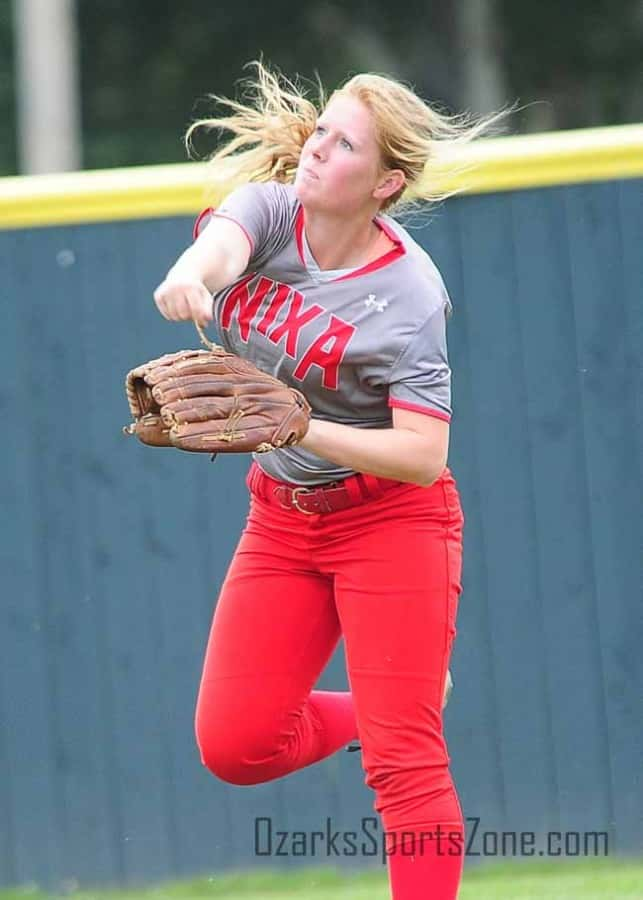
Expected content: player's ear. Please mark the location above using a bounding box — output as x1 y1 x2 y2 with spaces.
373 169 405 202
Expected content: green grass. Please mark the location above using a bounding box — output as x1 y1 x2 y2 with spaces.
2 858 642 900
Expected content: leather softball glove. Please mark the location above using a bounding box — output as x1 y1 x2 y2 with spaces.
123 346 311 454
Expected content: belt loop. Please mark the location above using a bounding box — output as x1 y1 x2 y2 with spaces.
247 461 261 497
343 476 363 504
357 472 385 500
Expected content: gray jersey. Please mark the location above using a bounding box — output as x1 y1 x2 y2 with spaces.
195 181 453 485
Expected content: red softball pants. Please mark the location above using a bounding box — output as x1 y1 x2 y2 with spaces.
195 462 466 899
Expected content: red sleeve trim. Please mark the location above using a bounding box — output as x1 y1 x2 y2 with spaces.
388 398 451 423
193 207 213 241
209 213 255 255
192 209 255 256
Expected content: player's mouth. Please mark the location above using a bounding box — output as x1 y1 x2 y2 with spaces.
301 165 319 181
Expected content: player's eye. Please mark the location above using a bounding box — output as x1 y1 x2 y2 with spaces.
314 124 326 136
340 137 353 151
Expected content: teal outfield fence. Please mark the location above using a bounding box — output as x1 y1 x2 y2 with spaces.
1 178 642 889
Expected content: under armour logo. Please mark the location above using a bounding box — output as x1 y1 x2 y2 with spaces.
364 294 388 312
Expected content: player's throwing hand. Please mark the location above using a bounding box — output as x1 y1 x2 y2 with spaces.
153 278 214 327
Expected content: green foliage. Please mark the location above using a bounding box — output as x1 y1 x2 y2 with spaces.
76 0 362 171
0 0 641 175
498 0 643 127
0 0 16 172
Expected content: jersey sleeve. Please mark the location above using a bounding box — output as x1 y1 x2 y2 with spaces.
192 181 293 268
387 304 452 422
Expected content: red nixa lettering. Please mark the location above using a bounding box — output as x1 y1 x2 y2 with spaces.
293 315 356 389
268 292 324 357
256 283 291 335
220 275 274 342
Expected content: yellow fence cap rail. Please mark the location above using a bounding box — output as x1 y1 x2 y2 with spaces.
1 122 642 230
421 122 643 197
0 161 214 230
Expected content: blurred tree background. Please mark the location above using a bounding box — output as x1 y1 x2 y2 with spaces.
0 0 642 176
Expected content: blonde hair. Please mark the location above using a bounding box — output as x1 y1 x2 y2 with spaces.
185 60 514 212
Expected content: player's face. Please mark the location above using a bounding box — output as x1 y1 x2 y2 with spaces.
294 95 387 215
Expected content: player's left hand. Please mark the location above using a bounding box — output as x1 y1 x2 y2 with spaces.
123 345 311 454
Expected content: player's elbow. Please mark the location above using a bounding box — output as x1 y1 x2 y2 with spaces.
414 451 448 487
414 469 442 488
393 418 449 488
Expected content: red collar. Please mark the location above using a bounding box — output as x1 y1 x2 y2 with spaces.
295 206 405 283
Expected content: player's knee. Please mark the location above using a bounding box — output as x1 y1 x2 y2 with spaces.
201 753 261 786
195 725 275 786
197 738 262 785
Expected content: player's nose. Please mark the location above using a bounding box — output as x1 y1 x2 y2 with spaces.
312 137 330 161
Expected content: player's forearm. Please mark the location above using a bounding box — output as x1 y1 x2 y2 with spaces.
297 419 446 486
165 243 236 293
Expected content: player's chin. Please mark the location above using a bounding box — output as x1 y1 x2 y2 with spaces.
294 181 343 216
293 176 317 204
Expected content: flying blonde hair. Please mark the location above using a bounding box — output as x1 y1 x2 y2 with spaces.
185 60 514 212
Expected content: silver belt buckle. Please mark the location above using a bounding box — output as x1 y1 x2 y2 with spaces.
291 486 317 515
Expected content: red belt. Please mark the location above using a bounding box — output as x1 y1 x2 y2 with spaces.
246 461 404 515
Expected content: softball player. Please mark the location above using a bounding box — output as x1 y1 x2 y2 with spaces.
154 63 503 900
